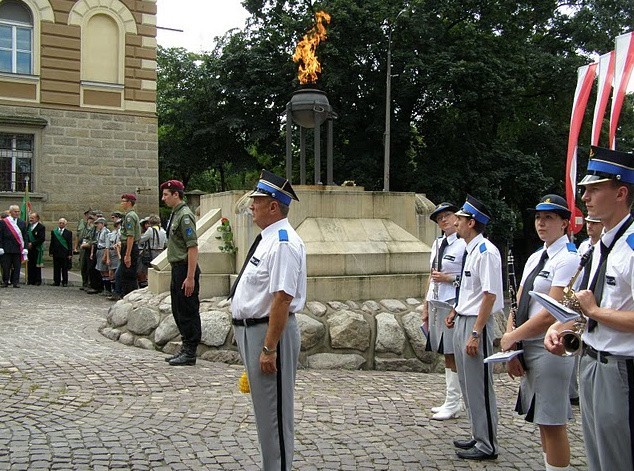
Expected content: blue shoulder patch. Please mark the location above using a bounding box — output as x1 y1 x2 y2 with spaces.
566 242 577 253
278 229 289 242
479 242 487 253
627 233 634 250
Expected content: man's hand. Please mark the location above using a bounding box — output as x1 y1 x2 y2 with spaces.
466 336 479 356
576 289 598 319
181 276 195 297
260 351 277 374
507 357 525 379
500 332 517 352
124 254 131 268
445 309 456 328
544 326 565 356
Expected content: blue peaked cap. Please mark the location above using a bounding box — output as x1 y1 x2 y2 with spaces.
250 169 299 206
579 146 634 185
455 195 492 225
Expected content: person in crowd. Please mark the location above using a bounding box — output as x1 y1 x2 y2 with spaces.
117 193 141 296
0 205 28 288
49 218 73 287
445 195 502 461
91 217 111 295
421 202 466 420
78 212 96 290
230 170 306 470
137 214 168 289
26 212 45 285
137 217 151 288
545 146 634 471
106 213 122 300
501 194 579 471
161 180 200 366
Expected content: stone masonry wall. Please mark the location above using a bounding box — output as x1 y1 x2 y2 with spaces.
100 288 509 372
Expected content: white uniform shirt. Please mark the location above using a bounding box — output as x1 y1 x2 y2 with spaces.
521 235 579 340
425 232 466 302
231 218 307 320
454 233 504 316
582 214 634 356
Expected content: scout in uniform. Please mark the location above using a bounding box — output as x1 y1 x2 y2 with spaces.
118 193 141 296
445 195 502 460
545 146 634 471
161 180 200 366
230 170 307 471
501 195 579 471
421 202 466 420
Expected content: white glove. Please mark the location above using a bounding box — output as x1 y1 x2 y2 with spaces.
0 248 4 256
22 249 28 256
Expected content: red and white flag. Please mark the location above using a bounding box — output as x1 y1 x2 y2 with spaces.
591 51 615 146
609 32 634 150
566 62 597 234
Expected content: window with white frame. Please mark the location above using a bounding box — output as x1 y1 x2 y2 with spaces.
0 0 33 75
0 133 33 192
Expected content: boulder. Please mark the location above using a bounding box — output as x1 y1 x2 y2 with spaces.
135 338 155 350
200 350 243 365
297 314 326 351
380 299 408 312
327 311 370 351
127 307 160 335
200 311 231 347
305 301 328 317
119 332 135 346
154 316 180 345
108 301 133 327
307 353 366 370
361 300 381 313
375 312 406 355
375 357 426 372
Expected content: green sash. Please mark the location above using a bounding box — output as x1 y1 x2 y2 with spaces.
28 225 44 267
53 228 69 251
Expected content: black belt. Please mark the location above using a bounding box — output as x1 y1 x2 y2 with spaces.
97 246 106 249
584 345 612 364
232 313 295 327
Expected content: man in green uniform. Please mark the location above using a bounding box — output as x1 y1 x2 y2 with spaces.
161 180 200 366
118 193 141 296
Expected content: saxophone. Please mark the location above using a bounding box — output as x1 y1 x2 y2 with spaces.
558 245 595 356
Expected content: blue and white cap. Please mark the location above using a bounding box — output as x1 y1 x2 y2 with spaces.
429 202 459 223
455 195 492 225
250 169 299 206
532 194 571 219
579 146 634 186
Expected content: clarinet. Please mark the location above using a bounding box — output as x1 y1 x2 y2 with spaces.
432 235 440 301
507 245 519 331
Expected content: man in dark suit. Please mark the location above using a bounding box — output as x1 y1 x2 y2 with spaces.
49 218 73 287
27 212 46 285
0 205 28 288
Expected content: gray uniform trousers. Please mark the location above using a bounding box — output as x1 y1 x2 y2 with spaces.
234 315 300 471
580 352 634 471
453 314 498 455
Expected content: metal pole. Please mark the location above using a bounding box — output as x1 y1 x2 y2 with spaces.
314 120 321 185
300 126 306 185
327 116 334 185
285 103 292 182
383 29 392 192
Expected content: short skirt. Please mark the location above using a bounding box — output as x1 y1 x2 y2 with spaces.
428 298 455 354
95 248 108 272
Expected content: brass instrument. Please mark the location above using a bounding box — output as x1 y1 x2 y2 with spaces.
507 246 518 331
558 245 595 356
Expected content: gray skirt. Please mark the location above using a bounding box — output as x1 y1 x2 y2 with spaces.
95 248 108 272
429 298 455 354
515 338 574 425
107 248 120 270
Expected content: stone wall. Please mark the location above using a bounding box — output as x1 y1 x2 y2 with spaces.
100 288 509 372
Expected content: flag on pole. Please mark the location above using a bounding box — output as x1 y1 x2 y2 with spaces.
566 63 597 234
20 178 31 221
609 31 634 150
591 51 615 146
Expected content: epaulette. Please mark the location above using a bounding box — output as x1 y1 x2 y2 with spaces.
479 242 487 253
278 229 289 242
627 233 634 250
566 242 577 253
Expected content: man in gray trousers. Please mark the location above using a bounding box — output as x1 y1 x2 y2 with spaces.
230 169 306 471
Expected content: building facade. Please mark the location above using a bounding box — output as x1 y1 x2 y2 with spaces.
0 0 158 228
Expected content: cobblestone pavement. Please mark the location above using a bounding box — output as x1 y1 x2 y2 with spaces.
0 285 587 470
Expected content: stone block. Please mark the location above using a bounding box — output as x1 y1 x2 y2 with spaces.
297 314 326 351
134 338 155 350
375 312 406 355
127 306 160 335
108 301 133 327
307 353 366 370
200 311 231 347
154 315 179 345
327 310 370 351
374 357 426 372
200 350 243 365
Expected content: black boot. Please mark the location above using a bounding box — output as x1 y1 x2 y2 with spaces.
169 349 196 366
164 351 182 362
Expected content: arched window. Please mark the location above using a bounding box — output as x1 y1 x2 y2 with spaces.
82 13 119 84
0 0 33 74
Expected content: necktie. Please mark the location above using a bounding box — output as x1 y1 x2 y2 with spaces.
228 234 262 299
454 249 468 303
515 250 549 327
436 237 449 272
586 242 608 332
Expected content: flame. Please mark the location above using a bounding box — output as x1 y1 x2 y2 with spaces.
292 11 331 85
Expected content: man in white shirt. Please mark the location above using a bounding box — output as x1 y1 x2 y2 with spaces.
230 170 307 471
445 195 503 461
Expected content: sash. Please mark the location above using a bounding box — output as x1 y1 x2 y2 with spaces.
53 228 70 251
28 224 44 267
5 218 26 261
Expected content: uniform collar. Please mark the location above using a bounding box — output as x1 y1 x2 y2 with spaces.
445 232 459 245
173 202 187 213
543 234 568 258
601 213 632 247
465 232 485 253
261 218 288 239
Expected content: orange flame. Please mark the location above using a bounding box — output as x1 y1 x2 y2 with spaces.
292 11 331 85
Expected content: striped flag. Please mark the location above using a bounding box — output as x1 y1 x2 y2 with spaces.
591 51 615 146
609 31 634 150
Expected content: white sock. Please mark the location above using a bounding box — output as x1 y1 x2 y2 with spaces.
545 463 570 471
543 452 548 466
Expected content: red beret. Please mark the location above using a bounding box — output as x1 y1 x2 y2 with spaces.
121 193 137 202
160 179 185 191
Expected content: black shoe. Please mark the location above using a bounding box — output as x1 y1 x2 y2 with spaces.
79 286 86 291
456 448 497 460
62 283 68 287
570 397 579 406
169 353 196 366
107 294 122 301
453 438 477 450
85 289 101 294
164 351 182 363
13 285 20 288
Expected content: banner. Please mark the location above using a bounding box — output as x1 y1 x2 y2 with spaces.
20 179 31 221
565 63 597 234
591 51 615 146
609 32 634 149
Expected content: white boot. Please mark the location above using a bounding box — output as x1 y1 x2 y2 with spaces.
431 368 453 413
432 369 463 420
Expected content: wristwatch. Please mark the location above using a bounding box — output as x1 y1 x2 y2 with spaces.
471 330 480 339
262 345 276 355
452 275 461 288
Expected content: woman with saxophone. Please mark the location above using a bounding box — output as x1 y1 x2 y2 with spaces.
500 194 579 471
421 202 466 420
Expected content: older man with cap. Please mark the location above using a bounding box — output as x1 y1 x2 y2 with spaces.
445 195 502 461
422 202 466 420
230 169 306 471
161 179 200 366
117 193 141 296
545 146 634 471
